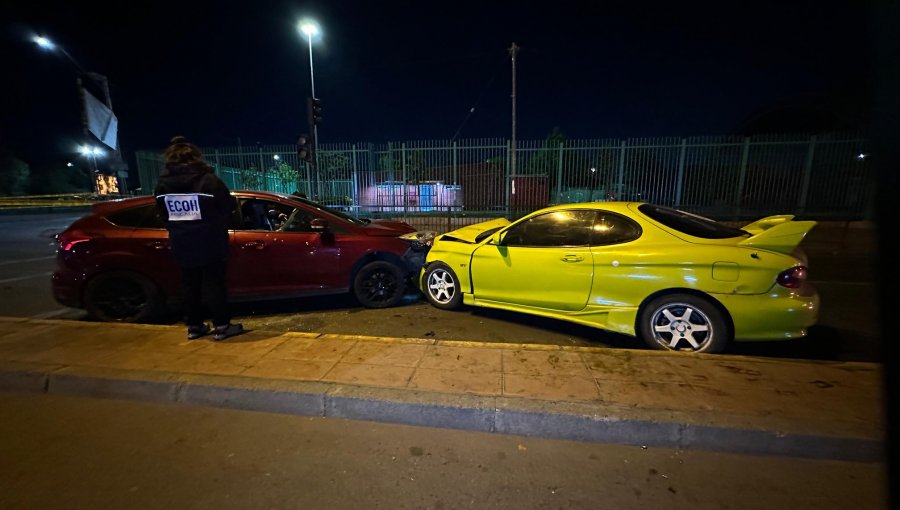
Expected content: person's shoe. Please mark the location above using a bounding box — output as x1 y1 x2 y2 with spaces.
213 323 244 341
187 323 211 340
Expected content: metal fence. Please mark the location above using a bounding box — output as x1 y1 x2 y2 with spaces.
136 133 873 231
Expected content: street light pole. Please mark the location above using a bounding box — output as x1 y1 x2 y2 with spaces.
299 20 321 198
33 35 123 194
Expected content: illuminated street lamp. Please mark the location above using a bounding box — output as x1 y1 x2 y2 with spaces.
79 145 104 170
33 33 123 195
298 19 321 197
273 154 281 161
79 145 105 194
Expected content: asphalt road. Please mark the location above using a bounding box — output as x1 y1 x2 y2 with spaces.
0 212 881 362
0 391 884 510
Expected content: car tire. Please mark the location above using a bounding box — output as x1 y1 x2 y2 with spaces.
637 293 730 353
353 261 406 308
421 262 463 310
83 270 163 323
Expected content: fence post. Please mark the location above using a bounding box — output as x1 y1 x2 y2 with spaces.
351 144 359 213
734 137 750 217
452 141 458 185
402 142 408 216
447 205 452 233
258 145 265 191
674 138 687 207
213 149 221 176
505 140 512 215
237 142 246 189
798 135 816 214
617 140 626 192
387 142 395 212
556 142 564 204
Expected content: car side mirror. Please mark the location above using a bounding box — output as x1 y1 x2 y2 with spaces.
310 218 329 232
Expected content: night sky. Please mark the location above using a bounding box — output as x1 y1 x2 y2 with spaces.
2 0 872 169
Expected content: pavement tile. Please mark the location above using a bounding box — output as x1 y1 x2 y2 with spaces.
0 336 67 358
418 345 502 372
581 351 688 384
342 342 428 367
0 323 62 344
322 362 416 388
502 349 590 377
266 337 355 361
89 350 188 371
409 367 501 396
595 379 708 411
241 358 337 381
192 335 288 356
319 334 433 346
670 357 882 392
53 327 176 351
4 345 121 367
112 339 211 354
164 353 260 376
503 373 600 401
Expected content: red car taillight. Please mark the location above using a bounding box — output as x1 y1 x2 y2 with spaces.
57 231 92 252
776 265 808 289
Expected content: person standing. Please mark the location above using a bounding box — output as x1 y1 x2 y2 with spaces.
155 136 244 340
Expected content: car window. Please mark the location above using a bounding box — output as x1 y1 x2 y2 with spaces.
591 212 642 246
280 208 316 233
638 204 748 239
503 210 595 247
238 199 294 231
105 204 165 229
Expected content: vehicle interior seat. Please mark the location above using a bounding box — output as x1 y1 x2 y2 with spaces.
241 200 274 230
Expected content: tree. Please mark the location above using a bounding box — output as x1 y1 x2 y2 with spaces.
26 159 92 195
0 148 31 195
272 162 299 193
524 127 567 175
375 149 424 182
239 164 263 190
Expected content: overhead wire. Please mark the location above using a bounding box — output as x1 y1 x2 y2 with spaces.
451 54 507 141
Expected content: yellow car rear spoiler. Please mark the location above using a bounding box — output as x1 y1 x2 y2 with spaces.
738 215 817 254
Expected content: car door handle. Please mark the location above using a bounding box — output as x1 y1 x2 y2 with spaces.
241 241 266 250
560 254 584 263
145 241 169 250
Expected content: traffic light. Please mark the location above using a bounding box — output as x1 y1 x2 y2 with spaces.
297 134 313 162
307 96 322 126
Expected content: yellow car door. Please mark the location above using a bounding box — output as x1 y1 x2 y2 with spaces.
470 210 595 311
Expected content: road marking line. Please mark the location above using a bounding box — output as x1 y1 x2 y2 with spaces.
0 255 56 266
30 308 76 319
0 272 52 284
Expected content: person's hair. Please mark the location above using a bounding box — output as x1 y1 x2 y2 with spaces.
163 136 206 167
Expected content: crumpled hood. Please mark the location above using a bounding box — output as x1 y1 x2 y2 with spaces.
361 219 417 236
439 218 511 243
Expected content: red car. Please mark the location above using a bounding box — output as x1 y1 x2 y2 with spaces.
52 191 432 322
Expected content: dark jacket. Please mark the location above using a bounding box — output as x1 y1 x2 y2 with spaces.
155 163 235 268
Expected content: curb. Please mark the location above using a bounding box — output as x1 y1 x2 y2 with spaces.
0 361 882 463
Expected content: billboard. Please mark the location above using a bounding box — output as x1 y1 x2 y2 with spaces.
96 174 119 195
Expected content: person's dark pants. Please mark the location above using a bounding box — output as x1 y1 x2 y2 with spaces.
181 257 229 328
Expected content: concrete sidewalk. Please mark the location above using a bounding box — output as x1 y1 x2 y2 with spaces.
0 316 884 462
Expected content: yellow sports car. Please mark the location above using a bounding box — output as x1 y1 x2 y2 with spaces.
419 202 818 353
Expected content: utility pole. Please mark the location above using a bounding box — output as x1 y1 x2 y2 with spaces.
509 42 519 179
509 42 519 213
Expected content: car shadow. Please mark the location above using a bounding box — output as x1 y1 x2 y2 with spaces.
465 306 639 350
729 325 880 363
